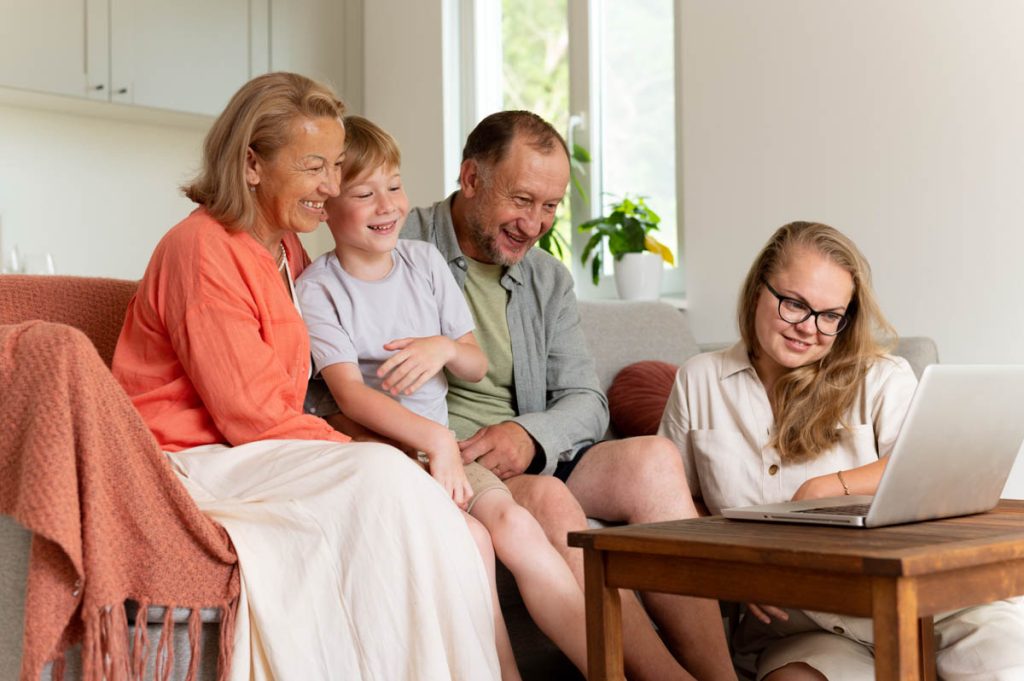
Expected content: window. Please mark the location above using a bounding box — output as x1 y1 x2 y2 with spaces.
469 0 681 296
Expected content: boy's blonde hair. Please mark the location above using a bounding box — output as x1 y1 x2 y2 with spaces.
341 115 401 183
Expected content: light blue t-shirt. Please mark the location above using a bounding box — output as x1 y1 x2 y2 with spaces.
296 239 475 425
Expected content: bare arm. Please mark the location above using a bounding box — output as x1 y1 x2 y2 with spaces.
377 331 487 395
321 362 472 508
791 457 887 501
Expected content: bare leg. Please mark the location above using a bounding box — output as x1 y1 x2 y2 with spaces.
506 475 696 681
464 512 522 681
471 491 589 675
564 436 737 680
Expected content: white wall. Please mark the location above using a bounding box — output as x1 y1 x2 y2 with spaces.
0 103 205 279
679 0 1024 496
681 0 1024 364
361 0 460 209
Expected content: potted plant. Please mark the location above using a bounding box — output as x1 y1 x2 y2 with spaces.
578 194 675 300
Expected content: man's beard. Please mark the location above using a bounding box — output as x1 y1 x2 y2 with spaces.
466 209 519 267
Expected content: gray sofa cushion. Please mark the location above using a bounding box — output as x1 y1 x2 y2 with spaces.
578 300 701 393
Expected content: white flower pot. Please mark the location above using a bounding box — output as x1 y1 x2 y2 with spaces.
614 251 663 301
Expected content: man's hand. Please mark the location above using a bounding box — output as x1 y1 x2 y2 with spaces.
459 421 537 480
378 336 453 396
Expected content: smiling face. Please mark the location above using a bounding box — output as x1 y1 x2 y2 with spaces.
246 115 346 242
752 247 855 388
457 135 570 266
325 163 409 273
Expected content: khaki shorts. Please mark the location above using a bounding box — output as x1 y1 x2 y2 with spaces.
463 461 511 513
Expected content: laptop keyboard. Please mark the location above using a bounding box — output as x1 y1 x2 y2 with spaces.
793 503 871 516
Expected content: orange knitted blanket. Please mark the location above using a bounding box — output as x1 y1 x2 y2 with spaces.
0 321 239 680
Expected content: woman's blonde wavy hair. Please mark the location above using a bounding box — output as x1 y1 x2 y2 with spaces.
182 72 346 231
738 222 896 461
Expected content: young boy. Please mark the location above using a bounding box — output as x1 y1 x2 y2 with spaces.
296 116 588 679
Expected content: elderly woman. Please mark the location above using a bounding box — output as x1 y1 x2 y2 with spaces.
659 221 1024 681
112 72 499 679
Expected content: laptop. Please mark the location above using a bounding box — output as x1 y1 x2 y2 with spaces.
722 364 1024 528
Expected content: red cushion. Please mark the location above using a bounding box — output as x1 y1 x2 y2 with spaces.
607 360 679 437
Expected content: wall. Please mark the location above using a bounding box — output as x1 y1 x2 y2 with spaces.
0 102 205 279
679 0 1024 496
360 0 459 209
680 0 1024 364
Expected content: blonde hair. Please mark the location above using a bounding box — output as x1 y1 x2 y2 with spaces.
738 221 896 461
340 115 401 183
182 72 346 230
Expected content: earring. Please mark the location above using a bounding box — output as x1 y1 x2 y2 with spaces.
248 184 257 193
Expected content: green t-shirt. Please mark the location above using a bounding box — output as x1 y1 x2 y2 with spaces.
446 257 517 440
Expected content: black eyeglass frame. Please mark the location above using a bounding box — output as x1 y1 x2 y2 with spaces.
762 279 849 336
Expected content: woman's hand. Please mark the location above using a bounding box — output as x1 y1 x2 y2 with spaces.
746 603 790 625
378 336 454 396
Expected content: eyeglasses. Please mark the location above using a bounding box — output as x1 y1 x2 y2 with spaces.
762 280 849 336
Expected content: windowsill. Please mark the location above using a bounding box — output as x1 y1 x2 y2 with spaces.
659 294 688 310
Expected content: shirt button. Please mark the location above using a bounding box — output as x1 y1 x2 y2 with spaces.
768 464 779 476
833 625 845 634
456 258 467 270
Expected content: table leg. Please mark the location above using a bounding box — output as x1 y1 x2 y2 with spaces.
918 616 936 681
872 577 921 681
583 547 624 680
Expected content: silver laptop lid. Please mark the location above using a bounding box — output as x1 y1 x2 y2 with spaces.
864 364 1024 527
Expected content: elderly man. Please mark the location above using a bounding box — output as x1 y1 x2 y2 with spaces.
401 110 737 681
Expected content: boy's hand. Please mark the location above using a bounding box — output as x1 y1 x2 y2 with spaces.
379 336 454 396
427 439 474 510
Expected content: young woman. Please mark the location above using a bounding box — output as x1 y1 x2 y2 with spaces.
659 221 1024 680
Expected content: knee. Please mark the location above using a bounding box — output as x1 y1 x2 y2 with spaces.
488 504 545 553
763 663 828 681
513 476 587 534
620 436 687 488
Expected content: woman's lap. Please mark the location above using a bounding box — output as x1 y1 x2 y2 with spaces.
167 440 499 681
734 600 1024 681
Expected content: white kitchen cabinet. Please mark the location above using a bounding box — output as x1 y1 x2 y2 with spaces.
0 0 269 116
0 0 109 101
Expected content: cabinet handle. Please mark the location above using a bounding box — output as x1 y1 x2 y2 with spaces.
92 84 105 91
115 87 128 95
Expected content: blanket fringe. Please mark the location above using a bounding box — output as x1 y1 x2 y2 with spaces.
216 598 237 681
51 649 66 681
131 600 150 680
154 607 176 681
185 608 201 681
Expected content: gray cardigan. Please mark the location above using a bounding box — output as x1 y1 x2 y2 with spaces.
401 193 609 475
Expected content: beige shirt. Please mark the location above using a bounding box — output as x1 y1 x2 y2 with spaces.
659 342 919 643
658 341 918 516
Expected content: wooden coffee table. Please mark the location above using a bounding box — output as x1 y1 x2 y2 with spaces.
568 500 1024 681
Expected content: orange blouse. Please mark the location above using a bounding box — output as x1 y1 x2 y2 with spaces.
113 208 350 451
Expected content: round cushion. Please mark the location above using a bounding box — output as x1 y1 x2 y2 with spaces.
607 360 679 437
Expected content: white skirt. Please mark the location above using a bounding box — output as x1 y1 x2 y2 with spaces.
166 440 500 681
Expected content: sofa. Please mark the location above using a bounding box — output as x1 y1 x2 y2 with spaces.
0 274 939 679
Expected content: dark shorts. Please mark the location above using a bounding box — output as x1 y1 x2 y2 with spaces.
553 442 600 483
